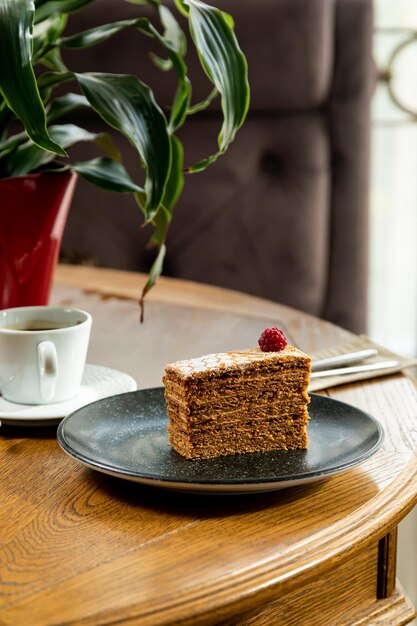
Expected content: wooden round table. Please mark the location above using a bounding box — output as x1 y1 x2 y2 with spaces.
1 265 417 625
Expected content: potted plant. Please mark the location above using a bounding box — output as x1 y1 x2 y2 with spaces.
0 0 249 314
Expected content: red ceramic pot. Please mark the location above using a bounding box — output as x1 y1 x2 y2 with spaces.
0 172 77 309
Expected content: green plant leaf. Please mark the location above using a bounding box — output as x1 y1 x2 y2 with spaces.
2 124 101 176
149 53 173 72
41 48 68 71
148 134 184 247
139 243 166 322
169 76 191 132
173 0 188 18
72 157 143 193
0 101 14 142
125 0 160 7
140 10 191 133
148 205 171 249
34 0 95 24
161 135 184 214
57 15 190 131
37 71 74 92
94 134 122 163
159 4 187 55
58 17 148 49
182 0 250 172
140 136 184 319
46 93 89 122
0 131 29 159
188 86 218 115
57 12 191 134
0 0 67 156
76 72 171 221
33 14 67 58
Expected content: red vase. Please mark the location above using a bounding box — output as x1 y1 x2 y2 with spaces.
0 172 77 309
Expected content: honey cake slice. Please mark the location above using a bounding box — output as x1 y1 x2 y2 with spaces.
163 335 311 460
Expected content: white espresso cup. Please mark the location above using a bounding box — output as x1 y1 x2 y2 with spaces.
0 306 92 405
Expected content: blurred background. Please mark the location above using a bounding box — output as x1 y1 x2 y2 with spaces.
371 0 417 358
373 1 417 620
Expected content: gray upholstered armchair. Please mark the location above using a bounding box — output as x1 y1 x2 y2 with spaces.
62 0 374 334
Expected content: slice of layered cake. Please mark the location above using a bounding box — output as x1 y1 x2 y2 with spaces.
163 327 312 460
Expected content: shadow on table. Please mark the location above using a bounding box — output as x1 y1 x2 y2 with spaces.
84 464 379 523
0 423 58 440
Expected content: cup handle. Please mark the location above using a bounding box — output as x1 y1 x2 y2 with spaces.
37 341 58 403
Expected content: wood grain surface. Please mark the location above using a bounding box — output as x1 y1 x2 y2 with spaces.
1 265 417 625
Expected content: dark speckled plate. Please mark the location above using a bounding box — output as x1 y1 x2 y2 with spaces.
56 388 384 494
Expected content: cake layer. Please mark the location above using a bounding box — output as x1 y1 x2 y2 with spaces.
169 422 309 459
166 398 309 428
164 389 309 418
168 412 309 439
164 369 310 390
163 375 310 412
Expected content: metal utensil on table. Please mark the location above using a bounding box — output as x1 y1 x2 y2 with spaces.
311 348 378 372
310 360 400 380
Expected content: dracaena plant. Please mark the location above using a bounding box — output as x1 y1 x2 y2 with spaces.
0 0 249 314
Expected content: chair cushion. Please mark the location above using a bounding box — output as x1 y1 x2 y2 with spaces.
163 112 331 316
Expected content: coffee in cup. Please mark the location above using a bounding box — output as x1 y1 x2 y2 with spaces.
4 320 81 331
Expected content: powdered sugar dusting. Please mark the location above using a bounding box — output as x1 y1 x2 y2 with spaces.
166 345 306 379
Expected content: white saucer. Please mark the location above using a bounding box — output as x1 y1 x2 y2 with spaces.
0 364 137 426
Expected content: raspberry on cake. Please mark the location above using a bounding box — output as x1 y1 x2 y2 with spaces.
163 330 312 460
258 327 288 352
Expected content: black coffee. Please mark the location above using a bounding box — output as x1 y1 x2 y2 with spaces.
4 320 81 331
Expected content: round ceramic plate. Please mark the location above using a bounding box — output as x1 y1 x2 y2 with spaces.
57 388 384 493
0 364 137 426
